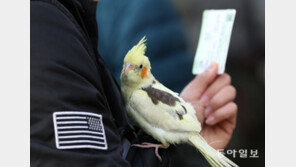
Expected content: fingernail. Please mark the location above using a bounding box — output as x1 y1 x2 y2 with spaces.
204 107 212 117
206 116 215 125
200 95 210 105
206 62 216 73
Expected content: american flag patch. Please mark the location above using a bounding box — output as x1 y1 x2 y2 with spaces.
53 111 107 150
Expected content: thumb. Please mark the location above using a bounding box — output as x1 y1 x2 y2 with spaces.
181 62 218 100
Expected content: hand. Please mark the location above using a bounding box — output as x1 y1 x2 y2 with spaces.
180 62 237 150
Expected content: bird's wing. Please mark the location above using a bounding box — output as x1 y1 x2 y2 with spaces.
129 81 201 133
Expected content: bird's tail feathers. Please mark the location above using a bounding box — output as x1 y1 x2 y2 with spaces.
188 134 238 167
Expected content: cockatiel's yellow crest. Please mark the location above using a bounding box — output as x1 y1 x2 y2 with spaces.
124 36 147 63
120 37 238 167
123 36 150 79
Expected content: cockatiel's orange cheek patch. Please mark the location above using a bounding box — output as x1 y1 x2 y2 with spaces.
141 67 148 78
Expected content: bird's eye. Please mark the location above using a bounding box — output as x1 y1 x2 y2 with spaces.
139 64 143 69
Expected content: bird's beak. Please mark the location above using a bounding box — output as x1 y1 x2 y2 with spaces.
124 62 133 76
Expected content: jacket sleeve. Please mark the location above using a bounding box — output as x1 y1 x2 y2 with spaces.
30 1 130 166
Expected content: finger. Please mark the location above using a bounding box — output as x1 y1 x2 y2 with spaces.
199 74 232 105
181 62 218 101
191 100 205 123
218 116 237 136
205 102 238 125
214 105 237 136
204 85 236 117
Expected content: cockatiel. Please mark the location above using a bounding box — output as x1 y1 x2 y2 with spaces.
120 37 238 167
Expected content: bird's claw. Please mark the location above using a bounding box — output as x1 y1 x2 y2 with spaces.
131 142 168 162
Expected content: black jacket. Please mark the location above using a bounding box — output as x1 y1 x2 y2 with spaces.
30 0 210 166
